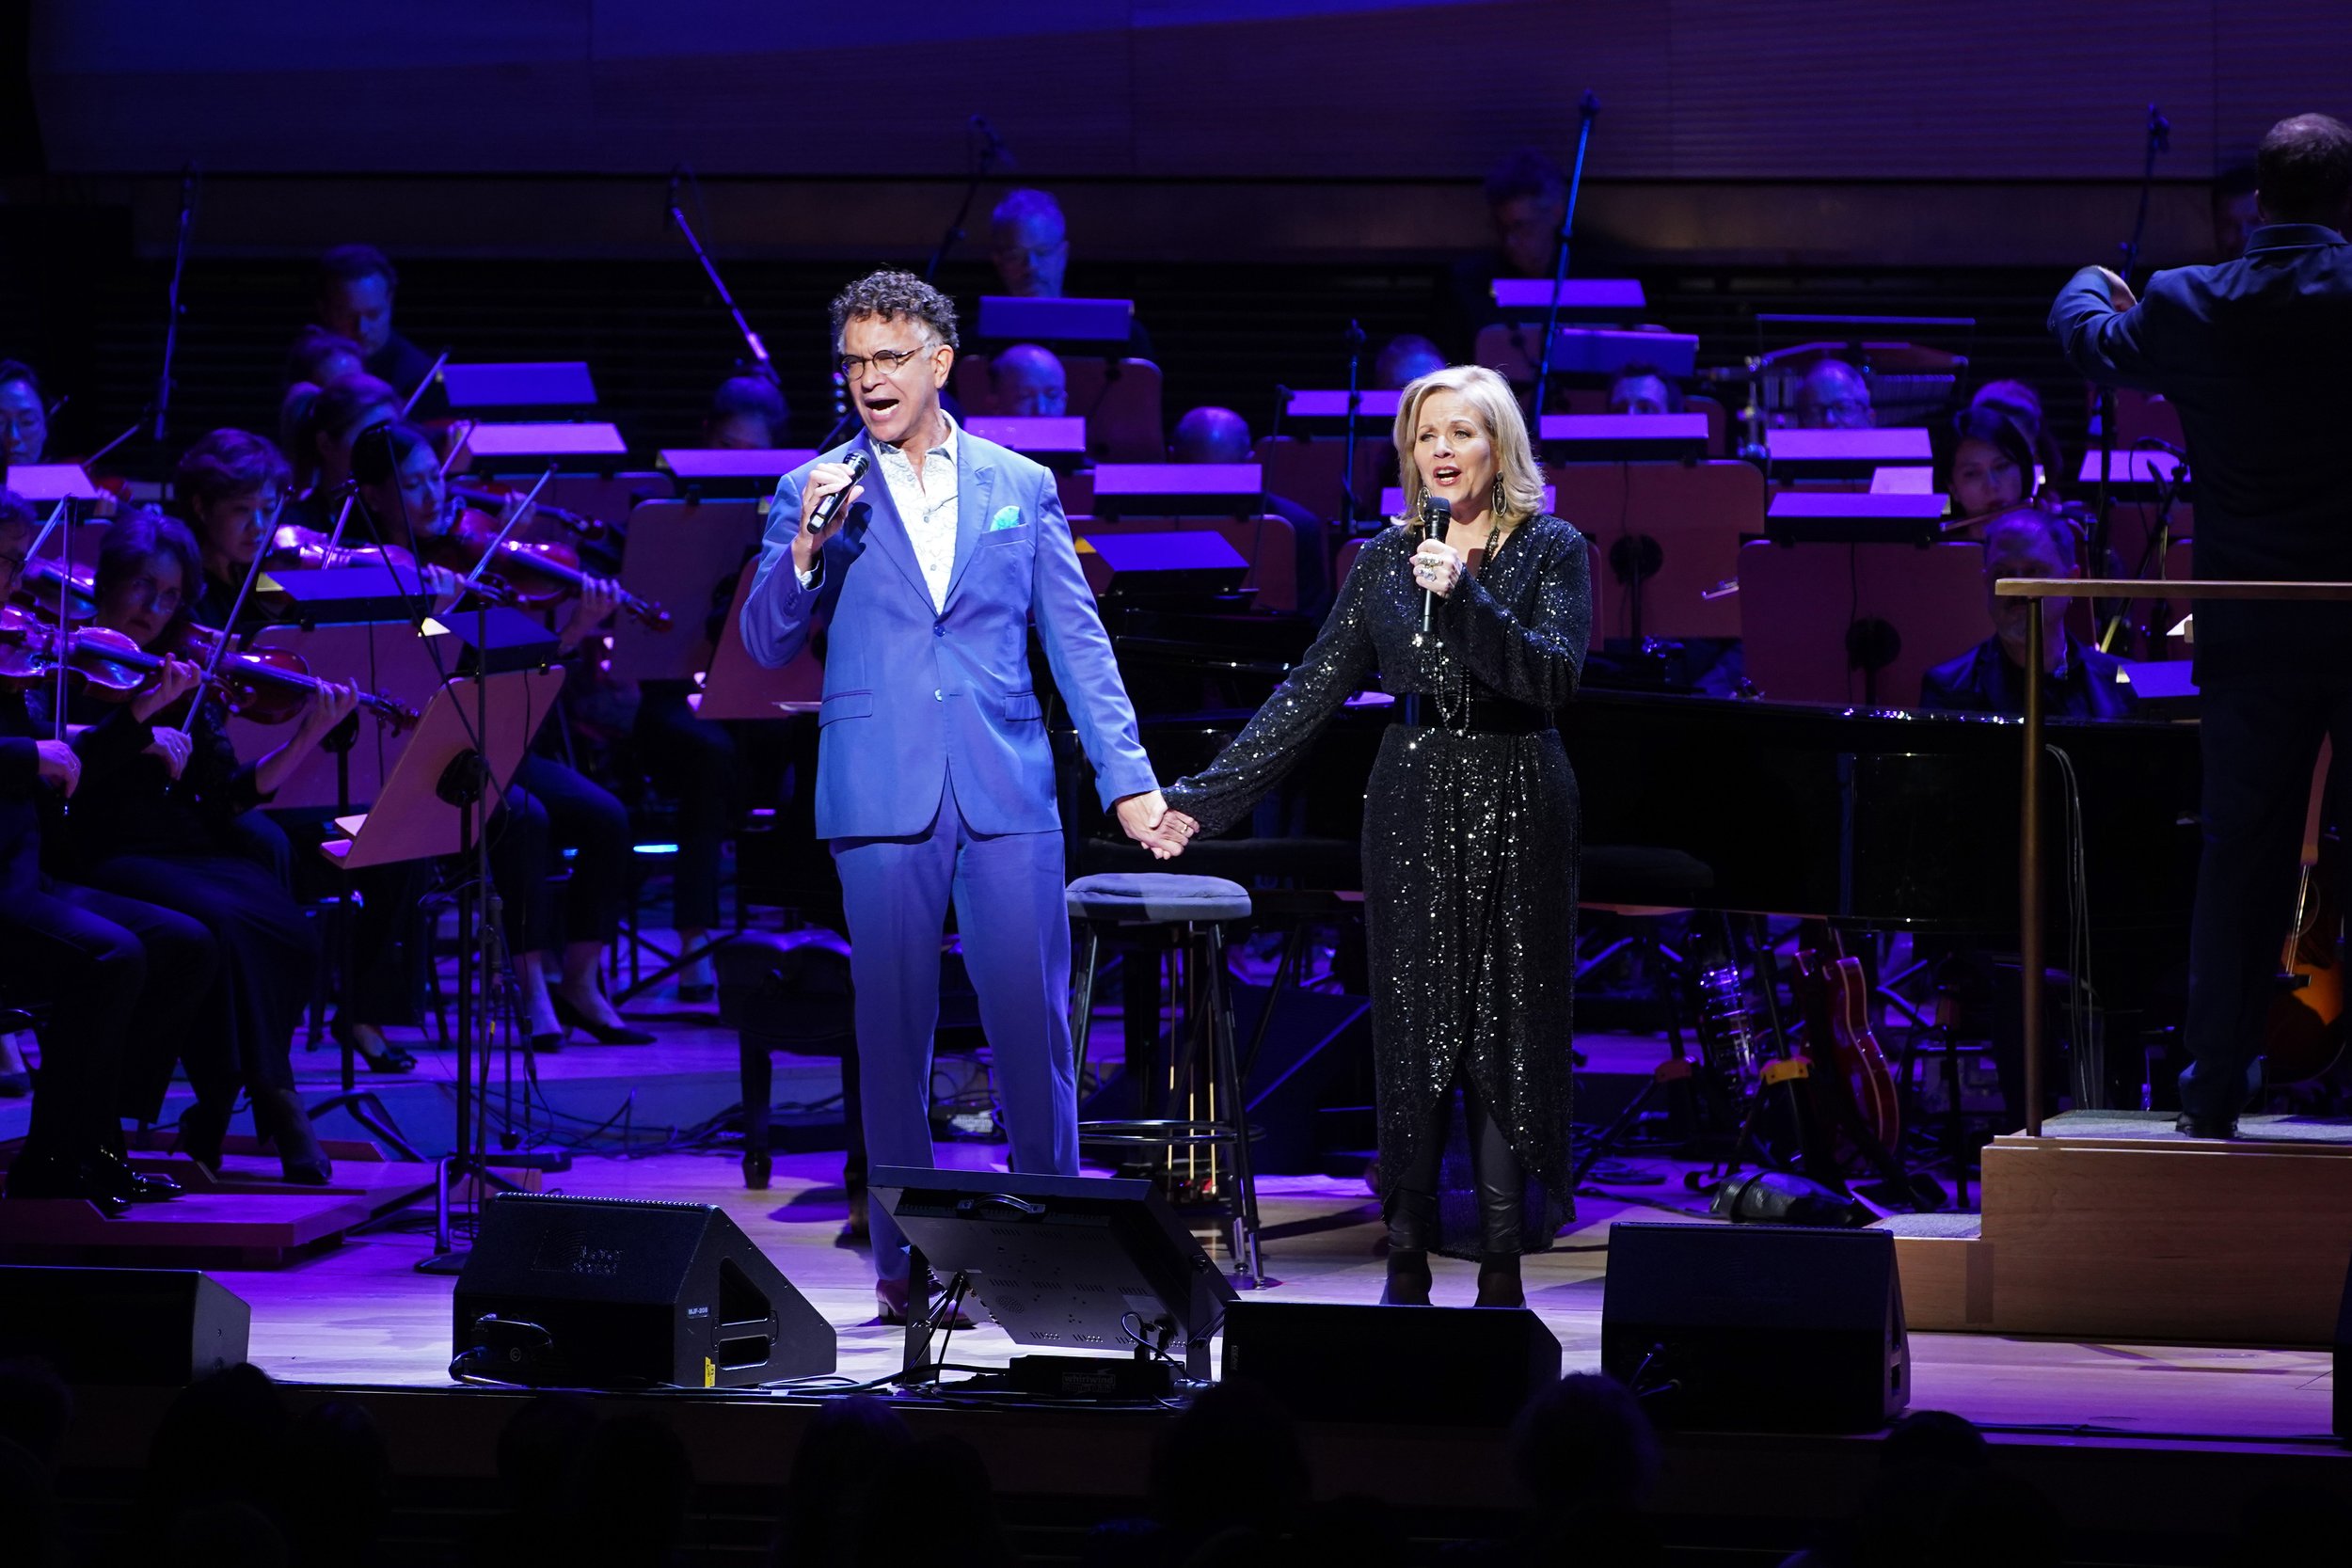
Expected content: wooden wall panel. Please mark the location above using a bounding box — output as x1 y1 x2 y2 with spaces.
25 1 2352 182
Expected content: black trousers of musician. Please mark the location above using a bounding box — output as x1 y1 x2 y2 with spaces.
497 754 628 955
0 878 219 1148
75 854 313 1101
633 681 739 932
1384 1070 1527 1256
2183 662 2352 1119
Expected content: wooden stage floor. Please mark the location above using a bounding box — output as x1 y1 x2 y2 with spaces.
197 1136 2339 1448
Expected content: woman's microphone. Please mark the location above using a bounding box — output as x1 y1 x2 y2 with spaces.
1420 494 1451 633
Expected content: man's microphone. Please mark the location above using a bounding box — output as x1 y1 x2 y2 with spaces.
1420 494 1451 633
806 451 870 536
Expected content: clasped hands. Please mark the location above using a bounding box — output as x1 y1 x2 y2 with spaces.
1114 789 1201 862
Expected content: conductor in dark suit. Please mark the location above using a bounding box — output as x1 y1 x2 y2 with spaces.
2049 112 2352 1137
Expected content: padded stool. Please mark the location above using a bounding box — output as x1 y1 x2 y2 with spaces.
1066 872 1263 1285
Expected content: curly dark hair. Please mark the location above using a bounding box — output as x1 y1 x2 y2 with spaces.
97 506 203 642
829 270 960 352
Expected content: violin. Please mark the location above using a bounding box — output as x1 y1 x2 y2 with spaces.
8 556 97 623
425 507 669 631
261 523 516 609
450 481 604 540
0 612 418 732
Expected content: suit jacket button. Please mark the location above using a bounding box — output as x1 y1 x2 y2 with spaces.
933 624 945 637
933 689 944 701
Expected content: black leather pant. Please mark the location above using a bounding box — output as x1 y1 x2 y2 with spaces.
1385 1074 1526 1255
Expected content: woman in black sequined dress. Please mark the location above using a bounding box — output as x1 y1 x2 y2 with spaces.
1164 365 1588 1307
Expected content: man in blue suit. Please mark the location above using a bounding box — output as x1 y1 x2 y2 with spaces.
741 271 1187 1315
2050 113 2352 1138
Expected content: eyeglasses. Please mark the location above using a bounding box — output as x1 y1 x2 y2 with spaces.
835 344 937 381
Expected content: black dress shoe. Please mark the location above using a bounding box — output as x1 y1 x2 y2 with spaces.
874 1275 977 1328
332 1018 417 1073
5 1151 131 1217
550 991 657 1046
2176 1113 2239 1139
88 1144 184 1202
1380 1247 1432 1307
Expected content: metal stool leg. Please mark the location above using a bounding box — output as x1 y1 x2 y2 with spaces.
1069 923 1102 1085
1205 923 1263 1286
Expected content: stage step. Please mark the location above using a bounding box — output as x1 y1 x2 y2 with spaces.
1885 1110 2352 1346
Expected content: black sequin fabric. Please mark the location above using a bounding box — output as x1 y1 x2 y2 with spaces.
1166 516 1590 1245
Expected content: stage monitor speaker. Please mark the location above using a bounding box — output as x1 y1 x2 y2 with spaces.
0 1265 249 1385
453 1194 834 1388
1221 1299 1561 1427
870 1165 1233 1381
1601 1221 1907 1433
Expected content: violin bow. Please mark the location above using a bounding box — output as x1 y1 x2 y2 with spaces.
453 464 558 600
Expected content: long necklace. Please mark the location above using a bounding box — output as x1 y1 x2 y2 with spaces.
1415 518 1508 735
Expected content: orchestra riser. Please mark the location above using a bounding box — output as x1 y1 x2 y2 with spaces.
1891 1111 2352 1345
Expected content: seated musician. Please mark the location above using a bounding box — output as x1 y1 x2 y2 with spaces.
64 508 356 1184
352 421 650 1049
1792 356 1875 430
1608 361 1685 415
1172 405 1332 617
1375 334 1446 391
0 360 48 467
1944 407 2043 537
312 245 436 401
280 372 401 528
705 375 788 450
283 326 365 393
0 492 216 1212
987 187 1155 358
989 343 1067 417
1919 506 2137 721
1446 149 1568 354
1967 379 2065 493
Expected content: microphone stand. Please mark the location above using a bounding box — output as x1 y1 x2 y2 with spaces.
2093 104 2169 650
1529 92 1601 423
152 165 200 451
663 167 776 386
924 115 1009 281
1338 323 1367 534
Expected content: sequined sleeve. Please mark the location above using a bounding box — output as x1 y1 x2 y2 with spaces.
1165 534 1384 836
1441 519 1589 708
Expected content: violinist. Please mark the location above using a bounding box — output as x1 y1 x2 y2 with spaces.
0 492 219 1212
280 372 399 527
0 360 47 467
353 423 650 1048
176 428 433 1072
179 426 469 632
1945 407 2045 539
63 509 358 1185
282 327 365 397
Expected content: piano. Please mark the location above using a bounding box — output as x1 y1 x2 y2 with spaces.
1055 607 2202 937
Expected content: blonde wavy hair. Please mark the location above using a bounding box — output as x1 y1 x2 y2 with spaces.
1390 364 1548 527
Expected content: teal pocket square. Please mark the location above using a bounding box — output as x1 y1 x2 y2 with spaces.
987 505 1025 531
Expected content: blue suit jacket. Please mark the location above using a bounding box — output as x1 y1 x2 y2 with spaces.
2049 224 2352 679
739 425 1157 840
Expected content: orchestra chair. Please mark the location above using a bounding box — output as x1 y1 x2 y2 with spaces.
1738 539 1985 707
1065 871 1264 1285
1549 460 1760 643
722 928 857 1195
955 355 1166 464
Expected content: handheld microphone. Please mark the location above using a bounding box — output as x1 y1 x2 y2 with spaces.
1420 494 1451 634
806 451 870 536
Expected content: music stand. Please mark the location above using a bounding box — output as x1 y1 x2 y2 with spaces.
1737 539 1987 707
1548 459 1762 642
698 561 823 720
607 499 764 684
321 668 564 1270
